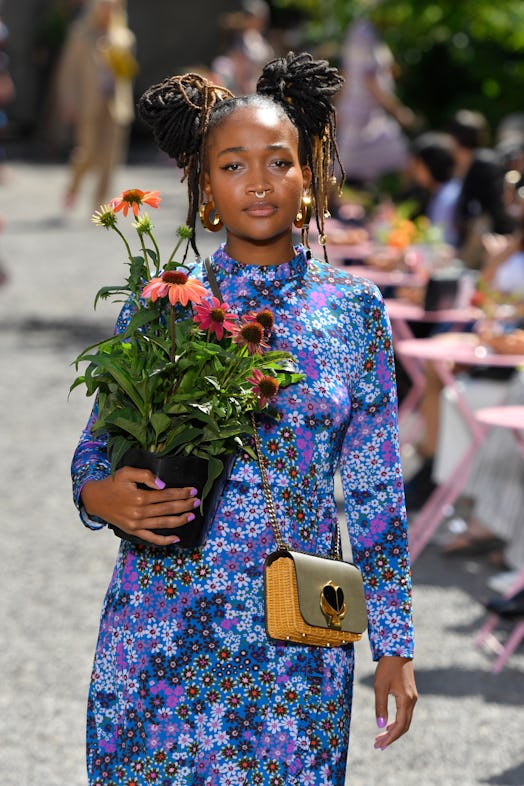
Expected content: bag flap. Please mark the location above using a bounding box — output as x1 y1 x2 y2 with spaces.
286 550 368 634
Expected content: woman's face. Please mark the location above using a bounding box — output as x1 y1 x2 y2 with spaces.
203 104 311 261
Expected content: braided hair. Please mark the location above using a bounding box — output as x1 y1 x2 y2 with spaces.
137 53 344 256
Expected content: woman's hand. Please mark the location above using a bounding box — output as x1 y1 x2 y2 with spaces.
373 655 417 750
81 466 200 546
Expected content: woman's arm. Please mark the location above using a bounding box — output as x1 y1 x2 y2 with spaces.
71 405 199 546
338 283 417 744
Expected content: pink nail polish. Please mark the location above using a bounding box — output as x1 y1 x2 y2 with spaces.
169 536 180 543
193 498 201 508
189 487 199 496
154 477 166 490
377 717 386 729
187 513 195 522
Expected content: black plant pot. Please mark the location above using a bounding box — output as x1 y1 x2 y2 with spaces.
110 448 235 549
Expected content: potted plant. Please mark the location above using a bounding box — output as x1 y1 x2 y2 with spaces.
71 188 303 547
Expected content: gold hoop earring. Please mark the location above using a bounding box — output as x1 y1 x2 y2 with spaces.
199 201 223 232
293 194 312 229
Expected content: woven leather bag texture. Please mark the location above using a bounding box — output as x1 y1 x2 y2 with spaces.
264 549 367 647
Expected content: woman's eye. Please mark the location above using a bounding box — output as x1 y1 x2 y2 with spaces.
222 162 241 172
272 160 292 169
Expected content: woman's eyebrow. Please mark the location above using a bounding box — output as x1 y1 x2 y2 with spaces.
216 143 291 157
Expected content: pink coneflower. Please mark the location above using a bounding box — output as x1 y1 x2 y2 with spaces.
141 270 207 306
245 309 275 334
247 368 280 407
233 320 269 354
111 189 161 217
193 297 237 340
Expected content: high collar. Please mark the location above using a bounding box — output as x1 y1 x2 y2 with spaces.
210 243 310 282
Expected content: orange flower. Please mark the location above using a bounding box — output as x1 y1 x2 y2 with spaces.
111 189 161 217
387 219 418 249
141 270 207 306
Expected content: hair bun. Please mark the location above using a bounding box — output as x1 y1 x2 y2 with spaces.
256 51 343 139
137 74 232 165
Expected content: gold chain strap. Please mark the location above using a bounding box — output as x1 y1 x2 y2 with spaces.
205 258 342 560
250 412 342 560
250 412 287 550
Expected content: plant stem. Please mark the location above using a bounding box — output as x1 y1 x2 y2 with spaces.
112 225 135 266
138 233 152 280
146 230 162 275
167 233 188 267
170 305 176 362
221 346 247 387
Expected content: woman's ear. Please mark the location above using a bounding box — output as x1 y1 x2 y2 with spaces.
302 165 312 191
202 172 212 201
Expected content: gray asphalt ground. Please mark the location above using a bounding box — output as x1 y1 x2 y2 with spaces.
1 161 523 786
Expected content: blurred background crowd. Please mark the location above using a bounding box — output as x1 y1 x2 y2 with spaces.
1 0 524 650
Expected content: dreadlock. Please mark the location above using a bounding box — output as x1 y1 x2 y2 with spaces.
137 73 233 255
137 53 344 257
257 51 345 254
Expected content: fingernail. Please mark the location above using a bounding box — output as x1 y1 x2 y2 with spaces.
169 536 180 544
377 717 386 729
192 498 201 508
187 513 195 522
189 487 199 496
154 477 166 489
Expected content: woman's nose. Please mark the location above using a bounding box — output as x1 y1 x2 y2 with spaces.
247 179 272 196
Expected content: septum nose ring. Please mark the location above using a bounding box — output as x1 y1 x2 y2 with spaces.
255 190 267 199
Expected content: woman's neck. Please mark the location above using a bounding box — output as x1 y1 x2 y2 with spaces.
224 234 296 267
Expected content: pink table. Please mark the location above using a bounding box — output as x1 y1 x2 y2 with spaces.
345 265 421 289
473 405 524 672
386 301 483 433
309 240 373 264
310 234 420 281
395 337 524 563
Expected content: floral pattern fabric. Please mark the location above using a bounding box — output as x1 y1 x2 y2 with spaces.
72 244 414 786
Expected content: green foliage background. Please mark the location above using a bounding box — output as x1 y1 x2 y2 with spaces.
272 0 524 138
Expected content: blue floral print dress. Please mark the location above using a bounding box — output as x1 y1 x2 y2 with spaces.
72 244 414 786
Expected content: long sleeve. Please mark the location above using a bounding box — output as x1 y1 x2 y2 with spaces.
71 403 111 529
339 287 414 660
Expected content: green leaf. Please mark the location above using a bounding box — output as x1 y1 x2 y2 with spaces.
93 284 130 309
88 356 147 411
128 255 148 292
102 409 148 444
161 424 203 453
150 412 171 438
122 307 160 337
202 455 224 501
203 376 221 390
108 434 134 473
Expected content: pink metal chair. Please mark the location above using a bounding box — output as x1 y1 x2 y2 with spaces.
473 405 524 672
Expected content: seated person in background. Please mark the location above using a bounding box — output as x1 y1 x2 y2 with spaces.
404 291 524 513
441 335 524 578
447 109 515 269
480 216 524 295
476 177 524 308
408 131 461 247
403 195 524 498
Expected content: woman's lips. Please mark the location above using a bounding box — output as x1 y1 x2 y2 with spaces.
244 202 276 217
